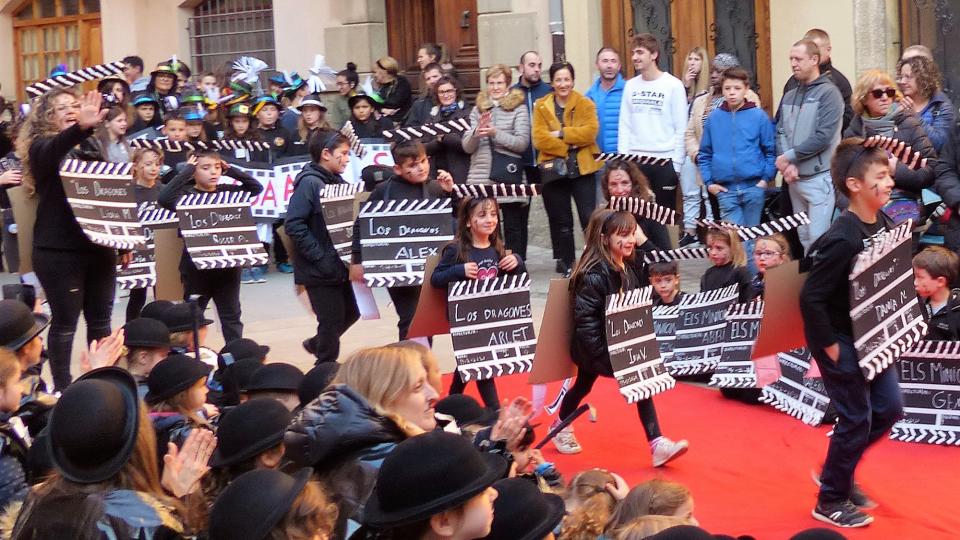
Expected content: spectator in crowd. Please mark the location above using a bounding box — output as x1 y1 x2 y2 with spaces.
559 469 627 539
347 93 394 140
775 39 844 253
329 63 360 130
514 51 553 182
373 56 413 121
417 43 444 70
422 76 471 182
404 62 445 127
586 47 626 154
123 55 149 92
896 55 955 152
682 47 710 103
296 92 331 144
606 479 698 535
783 29 853 132
600 159 672 249
933 137 960 251
913 246 960 340
901 44 933 61
618 33 688 212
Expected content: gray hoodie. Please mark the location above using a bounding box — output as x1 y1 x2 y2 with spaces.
775 73 844 178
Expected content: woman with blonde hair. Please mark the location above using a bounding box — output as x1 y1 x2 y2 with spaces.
285 345 439 537
373 55 413 120
682 47 710 102
558 469 625 540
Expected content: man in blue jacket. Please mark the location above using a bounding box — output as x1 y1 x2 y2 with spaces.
585 47 625 153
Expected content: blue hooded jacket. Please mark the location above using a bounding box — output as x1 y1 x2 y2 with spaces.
585 73 625 153
698 100 776 186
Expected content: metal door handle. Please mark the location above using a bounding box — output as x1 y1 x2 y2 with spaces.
461 10 471 29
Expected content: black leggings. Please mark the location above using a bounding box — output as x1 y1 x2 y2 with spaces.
34 246 116 391
125 287 149 323
558 371 662 441
449 370 501 410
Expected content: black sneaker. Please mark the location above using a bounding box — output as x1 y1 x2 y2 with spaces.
678 232 700 248
812 500 874 528
811 472 877 509
555 260 572 277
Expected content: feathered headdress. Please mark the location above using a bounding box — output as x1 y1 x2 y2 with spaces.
307 54 337 93
231 56 268 95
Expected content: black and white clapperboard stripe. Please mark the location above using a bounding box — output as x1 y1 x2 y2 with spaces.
760 348 831 426
451 184 541 199
25 60 125 97
116 203 179 290
652 304 680 363
665 284 738 376
320 183 363 263
341 122 368 159
605 287 676 403
382 118 472 141
176 192 268 269
891 341 960 445
608 196 676 226
447 273 536 382
129 139 271 153
698 213 812 241
642 248 709 264
849 220 927 380
60 159 145 250
359 198 454 287
594 153 672 167
710 301 764 388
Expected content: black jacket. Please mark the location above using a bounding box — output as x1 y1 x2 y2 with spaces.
421 102 472 183
259 124 294 161
923 290 960 341
430 242 527 288
403 96 434 128
933 133 960 251
284 163 351 286
571 261 644 377
844 108 937 196
0 414 29 510
157 163 264 211
350 115 395 140
700 262 755 303
783 59 853 132
378 77 414 121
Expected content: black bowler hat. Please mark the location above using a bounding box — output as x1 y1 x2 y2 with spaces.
220 338 269 364
48 367 139 483
434 394 497 428
481 478 565 540
245 363 303 393
159 303 215 333
210 398 292 468
209 468 311 540
123 317 171 349
363 431 508 528
140 300 174 321
144 354 212 405
297 363 339 408
0 299 49 350
648 526 716 540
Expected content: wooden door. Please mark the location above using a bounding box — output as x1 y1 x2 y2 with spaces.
434 0 480 95
899 0 960 107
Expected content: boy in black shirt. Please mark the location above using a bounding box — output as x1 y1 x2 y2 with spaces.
649 261 685 307
799 139 899 529
913 246 960 340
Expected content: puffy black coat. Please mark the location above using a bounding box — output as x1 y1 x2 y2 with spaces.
934 133 960 251
844 108 937 195
923 289 960 341
421 102 472 183
0 415 29 509
284 162 351 286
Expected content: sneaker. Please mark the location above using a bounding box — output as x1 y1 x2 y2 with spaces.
555 260 572 276
812 500 874 528
251 266 267 283
551 422 582 454
277 262 294 274
651 437 689 467
241 269 255 284
811 472 877 509
678 232 700 248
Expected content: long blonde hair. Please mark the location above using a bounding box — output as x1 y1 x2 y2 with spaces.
16 88 78 196
686 47 710 98
333 346 427 437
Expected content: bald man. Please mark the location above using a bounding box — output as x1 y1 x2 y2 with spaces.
783 28 852 132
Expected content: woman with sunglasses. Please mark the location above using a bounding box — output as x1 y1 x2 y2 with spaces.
843 69 936 226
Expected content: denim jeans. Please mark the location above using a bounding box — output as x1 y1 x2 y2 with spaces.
788 171 836 253
679 157 705 232
715 181 766 227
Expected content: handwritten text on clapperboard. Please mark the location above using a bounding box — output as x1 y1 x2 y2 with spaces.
606 287 675 403
359 199 454 287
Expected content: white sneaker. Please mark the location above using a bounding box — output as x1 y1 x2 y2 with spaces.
552 424 582 454
651 437 688 467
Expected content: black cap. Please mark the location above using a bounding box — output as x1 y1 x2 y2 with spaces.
297 363 339 408
140 300 174 321
209 468 311 540
434 394 497 428
0 299 49 350
220 338 269 364
159 303 214 333
145 353 212 405
210 398 292 468
123 317 171 349
245 363 304 393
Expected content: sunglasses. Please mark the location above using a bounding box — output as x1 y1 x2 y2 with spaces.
870 88 896 99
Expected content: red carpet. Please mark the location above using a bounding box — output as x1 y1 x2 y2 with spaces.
451 374 959 539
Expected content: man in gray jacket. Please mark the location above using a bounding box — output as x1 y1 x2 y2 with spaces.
775 39 844 252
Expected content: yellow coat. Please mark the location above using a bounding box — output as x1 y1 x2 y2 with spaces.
532 90 601 176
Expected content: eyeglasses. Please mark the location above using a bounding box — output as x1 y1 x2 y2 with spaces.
437 88 457 95
870 88 896 99
753 250 783 258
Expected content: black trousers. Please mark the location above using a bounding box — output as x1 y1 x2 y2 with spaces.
387 285 421 341
181 263 243 344
125 287 149 323
449 370 501 410
272 220 289 265
33 246 116 391
306 282 360 364
639 162 680 212
500 202 530 261
558 370 663 441
541 174 597 265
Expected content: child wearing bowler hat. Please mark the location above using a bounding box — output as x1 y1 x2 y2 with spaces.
158 302 219 368
0 349 31 510
121 317 171 399
146 353 216 464
480 477 565 540
211 337 269 408
242 363 303 411
0 299 55 437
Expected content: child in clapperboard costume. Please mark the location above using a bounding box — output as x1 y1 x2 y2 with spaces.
913 245 960 340
799 138 902 528
158 148 264 345
701 227 754 302
552 209 689 466
284 130 360 364
649 260 686 307
159 111 190 179
750 233 791 300
431 196 526 410
350 140 455 340
124 148 164 322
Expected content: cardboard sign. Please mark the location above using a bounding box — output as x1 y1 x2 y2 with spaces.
710 301 764 388
358 198 454 287
153 228 184 301
382 118 472 141
652 304 680 364
115 202 178 290
320 183 363 263
220 156 307 219
60 160 145 249
891 341 960 445
752 260 808 358
448 273 536 381
529 279 577 384
7 186 36 274
408 255 451 338
605 287 675 403
666 285 738 376
342 143 395 184
849 221 927 380
176 192 269 269
760 348 831 426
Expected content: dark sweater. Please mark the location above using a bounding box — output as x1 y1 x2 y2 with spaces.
799 211 890 351
700 262 754 303
430 243 526 288
134 184 159 206
157 163 264 211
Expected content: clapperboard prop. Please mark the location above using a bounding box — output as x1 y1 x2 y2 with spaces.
321 184 363 263
382 118 472 141
760 348 831 426
129 139 272 154
447 274 536 382
652 304 680 364
594 153 671 167
710 301 764 388
116 203 179 289
176 192 268 269
609 196 676 226
341 122 368 159
891 341 960 445
605 287 675 403
849 220 927 380
643 248 709 264
665 284 738 376
359 199 454 287
698 213 811 241
25 60 125 97
60 160 145 250
451 184 541 199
